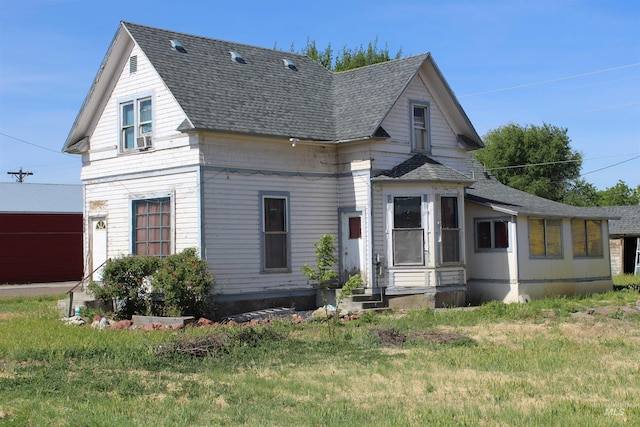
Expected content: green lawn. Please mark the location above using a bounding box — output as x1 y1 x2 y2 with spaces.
1 289 639 426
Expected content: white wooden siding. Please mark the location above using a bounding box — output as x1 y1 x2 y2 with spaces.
202 169 338 295
375 74 469 171
516 217 611 281
82 43 192 180
83 170 200 271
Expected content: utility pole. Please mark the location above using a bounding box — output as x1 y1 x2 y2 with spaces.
7 167 33 183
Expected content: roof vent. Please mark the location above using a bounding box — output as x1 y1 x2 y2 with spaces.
170 39 187 53
129 55 137 73
282 59 297 71
229 51 246 64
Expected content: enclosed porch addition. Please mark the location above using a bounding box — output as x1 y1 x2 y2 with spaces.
372 155 475 308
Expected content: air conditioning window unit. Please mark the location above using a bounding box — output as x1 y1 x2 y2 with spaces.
136 134 152 150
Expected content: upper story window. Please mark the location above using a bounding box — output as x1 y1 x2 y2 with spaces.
120 95 153 152
529 218 563 258
411 101 430 153
572 219 603 257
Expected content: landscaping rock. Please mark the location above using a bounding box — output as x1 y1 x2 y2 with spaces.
131 315 195 328
110 320 132 330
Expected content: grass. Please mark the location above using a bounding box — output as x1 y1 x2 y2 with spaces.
1 287 639 426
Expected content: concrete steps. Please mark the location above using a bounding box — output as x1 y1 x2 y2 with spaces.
57 289 102 317
339 287 386 312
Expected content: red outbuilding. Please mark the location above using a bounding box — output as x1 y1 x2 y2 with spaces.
0 183 83 284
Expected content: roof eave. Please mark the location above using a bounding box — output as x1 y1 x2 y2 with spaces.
63 22 132 153
372 178 475 186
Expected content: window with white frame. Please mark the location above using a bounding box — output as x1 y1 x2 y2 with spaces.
441 196 460 263
529 218 562 258
411 101 430 152
120 96 152 151
392 196 424 266
572 219 603 257
133 197 171 257
476 218 510 250
261 193 289 271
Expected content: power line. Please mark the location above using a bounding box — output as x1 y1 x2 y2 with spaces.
460 63 640 98
0 132 69 155
484 153 640 172
581 155 640 177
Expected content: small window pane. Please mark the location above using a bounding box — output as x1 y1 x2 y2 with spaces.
477 221 491 249
413 107 426 127
139 99 152 123
264 198 285 232
494 221 509 248
442 230 460 263
349 217 361 239
393 229 423 265
123 128 135 149
122 103 134 126
265 233 287 269
546 220 563 257
529 218 545 256
587 220 603 256
441 197 458 229
572 220 587 256
394 197 421 229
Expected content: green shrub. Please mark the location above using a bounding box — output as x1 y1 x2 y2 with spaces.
613 274 640 291
152 248 215 318
88 248 214 319
88 255 161 319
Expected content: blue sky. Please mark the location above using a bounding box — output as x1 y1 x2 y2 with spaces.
0 0 638 190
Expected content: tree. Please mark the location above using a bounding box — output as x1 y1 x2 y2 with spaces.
473 123 582 202
596 180 640 206
563 178 599 207
293 37 402 71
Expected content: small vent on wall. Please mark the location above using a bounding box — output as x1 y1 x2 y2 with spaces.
129 55 138 73
282 59 297 71
229 51 246 64
170 39 187 53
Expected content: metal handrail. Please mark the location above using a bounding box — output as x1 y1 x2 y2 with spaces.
66 259 110 317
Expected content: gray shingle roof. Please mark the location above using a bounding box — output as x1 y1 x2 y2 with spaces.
465 156 617 220
373 154 475 184
122 23 437 142
583 206 640 236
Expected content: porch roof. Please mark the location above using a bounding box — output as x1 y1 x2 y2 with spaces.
465 156 618 220
372 154 475 185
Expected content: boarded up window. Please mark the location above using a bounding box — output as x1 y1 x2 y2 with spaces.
529 218 563 258
572 219 602 257
133 198 171 257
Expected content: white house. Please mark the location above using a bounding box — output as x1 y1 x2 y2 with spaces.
63 22 615 316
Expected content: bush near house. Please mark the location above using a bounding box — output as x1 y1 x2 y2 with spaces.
613 274 640 292
88 248 214 319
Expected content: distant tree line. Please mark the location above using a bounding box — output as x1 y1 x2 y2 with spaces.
473 123 639 207
280 37 403 71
